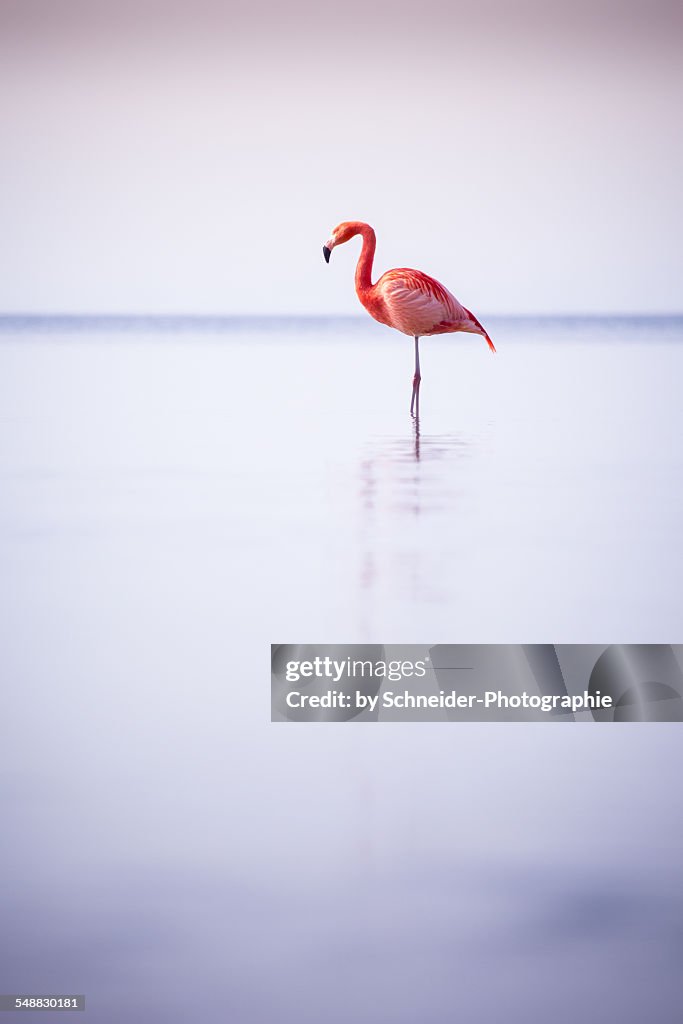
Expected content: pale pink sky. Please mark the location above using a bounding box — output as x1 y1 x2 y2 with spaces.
1 0 681 313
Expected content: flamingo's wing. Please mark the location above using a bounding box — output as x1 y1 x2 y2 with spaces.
377 269 470 337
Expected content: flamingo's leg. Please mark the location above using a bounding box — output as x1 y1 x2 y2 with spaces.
410 335 421 417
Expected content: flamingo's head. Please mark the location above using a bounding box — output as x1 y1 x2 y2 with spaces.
322 222 358 263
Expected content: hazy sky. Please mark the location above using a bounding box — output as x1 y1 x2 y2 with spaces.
1 0 682 314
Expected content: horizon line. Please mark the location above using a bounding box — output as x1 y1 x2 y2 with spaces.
1 311 683 321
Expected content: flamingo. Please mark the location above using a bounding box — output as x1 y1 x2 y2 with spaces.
323 221 495 416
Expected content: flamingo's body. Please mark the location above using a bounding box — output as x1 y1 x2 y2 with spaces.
323 221 494 415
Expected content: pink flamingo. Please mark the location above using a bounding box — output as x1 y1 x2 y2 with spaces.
323 221 495 416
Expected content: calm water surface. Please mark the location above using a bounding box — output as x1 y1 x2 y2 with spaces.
1 316 682 1021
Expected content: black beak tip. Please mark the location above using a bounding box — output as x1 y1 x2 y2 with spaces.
323 245 331 264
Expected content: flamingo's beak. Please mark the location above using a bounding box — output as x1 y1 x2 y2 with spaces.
322 245 331 264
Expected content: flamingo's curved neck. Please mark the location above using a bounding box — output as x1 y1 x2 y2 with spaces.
353 223 376 296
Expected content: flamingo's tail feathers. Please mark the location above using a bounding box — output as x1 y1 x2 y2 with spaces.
464 308 496 353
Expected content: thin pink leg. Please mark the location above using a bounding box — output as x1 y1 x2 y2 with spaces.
410 335 421 417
